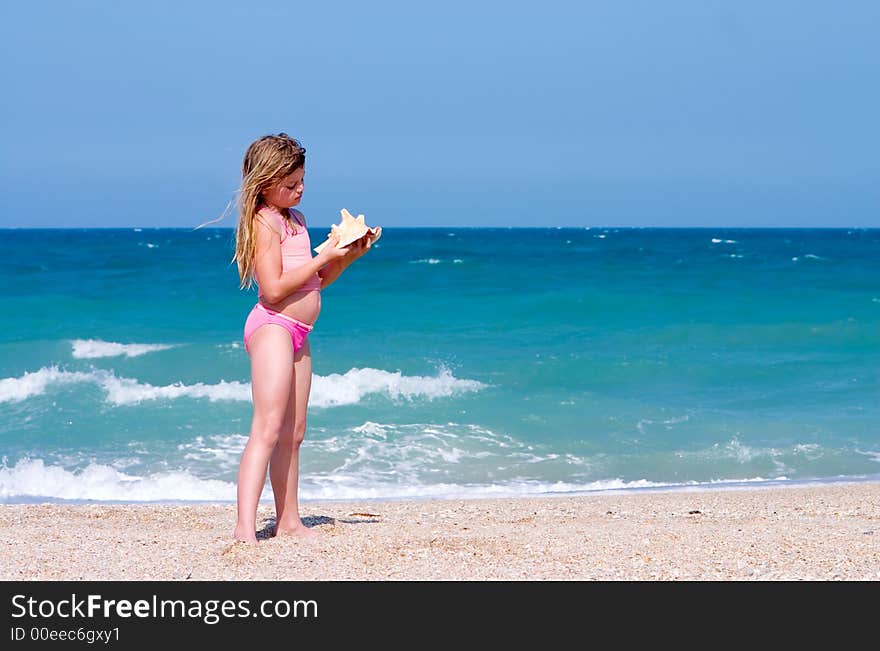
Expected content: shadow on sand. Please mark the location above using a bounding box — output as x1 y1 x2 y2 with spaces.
256 513 381 537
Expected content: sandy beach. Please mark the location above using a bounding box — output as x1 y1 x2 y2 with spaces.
1 482 878 581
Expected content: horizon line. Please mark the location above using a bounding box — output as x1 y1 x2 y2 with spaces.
2 225 879 231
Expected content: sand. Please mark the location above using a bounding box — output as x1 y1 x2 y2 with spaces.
1 482 878 581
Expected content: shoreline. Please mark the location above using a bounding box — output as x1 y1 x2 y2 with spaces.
3 474 880 507
2 481 878 580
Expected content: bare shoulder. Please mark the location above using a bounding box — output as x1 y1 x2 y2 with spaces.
290 208 307 226
255 208 282 239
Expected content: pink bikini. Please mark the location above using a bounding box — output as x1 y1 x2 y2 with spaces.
243 208 321 354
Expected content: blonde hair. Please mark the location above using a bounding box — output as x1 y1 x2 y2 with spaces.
232 133 306 289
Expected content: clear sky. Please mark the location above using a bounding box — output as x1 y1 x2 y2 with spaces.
1 1 878 228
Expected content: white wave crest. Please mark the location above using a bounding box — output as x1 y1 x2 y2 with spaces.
0 367 94 403
0 366 486 407
71 339 176 359
0 458 235 502
351 421 392 437
310 367 487 407
101 375 251 405
0 366 249 405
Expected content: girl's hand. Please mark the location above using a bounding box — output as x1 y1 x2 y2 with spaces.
319 234 350 262
346 233 373 260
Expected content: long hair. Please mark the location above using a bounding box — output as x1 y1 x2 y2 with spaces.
232 133 306 289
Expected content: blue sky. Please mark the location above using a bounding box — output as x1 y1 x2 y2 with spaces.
1 1 878 228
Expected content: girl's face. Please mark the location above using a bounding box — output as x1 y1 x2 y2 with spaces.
263 167 305 209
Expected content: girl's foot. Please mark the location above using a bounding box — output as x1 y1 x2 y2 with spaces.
274 523 321 539
233 525 258 544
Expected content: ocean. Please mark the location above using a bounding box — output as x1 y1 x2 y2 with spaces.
1 227 878 503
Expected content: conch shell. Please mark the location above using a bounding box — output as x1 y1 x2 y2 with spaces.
313 208 382 254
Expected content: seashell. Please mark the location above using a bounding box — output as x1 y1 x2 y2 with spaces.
314 208 382 253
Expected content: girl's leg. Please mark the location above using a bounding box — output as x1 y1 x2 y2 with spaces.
234 324 294 542
269 338 317 537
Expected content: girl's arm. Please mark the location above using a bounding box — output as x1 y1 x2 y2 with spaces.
318 235 372 289
253 218 344 303
318 258 348 290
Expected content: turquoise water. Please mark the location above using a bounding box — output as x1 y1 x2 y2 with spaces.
1 227 879 502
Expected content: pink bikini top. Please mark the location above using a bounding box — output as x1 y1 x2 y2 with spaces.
257 207 322 296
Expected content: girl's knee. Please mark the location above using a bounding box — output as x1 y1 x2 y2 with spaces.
251 417 286 447
278 422 307 449
292 422 307 447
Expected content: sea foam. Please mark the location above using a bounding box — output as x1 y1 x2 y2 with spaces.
0 457 795 503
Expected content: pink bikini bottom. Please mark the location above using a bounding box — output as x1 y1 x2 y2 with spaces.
243 303 314 354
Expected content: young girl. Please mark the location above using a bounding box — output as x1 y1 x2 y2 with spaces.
232 133 373 542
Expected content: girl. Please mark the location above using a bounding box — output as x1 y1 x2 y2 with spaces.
232 133 373 542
